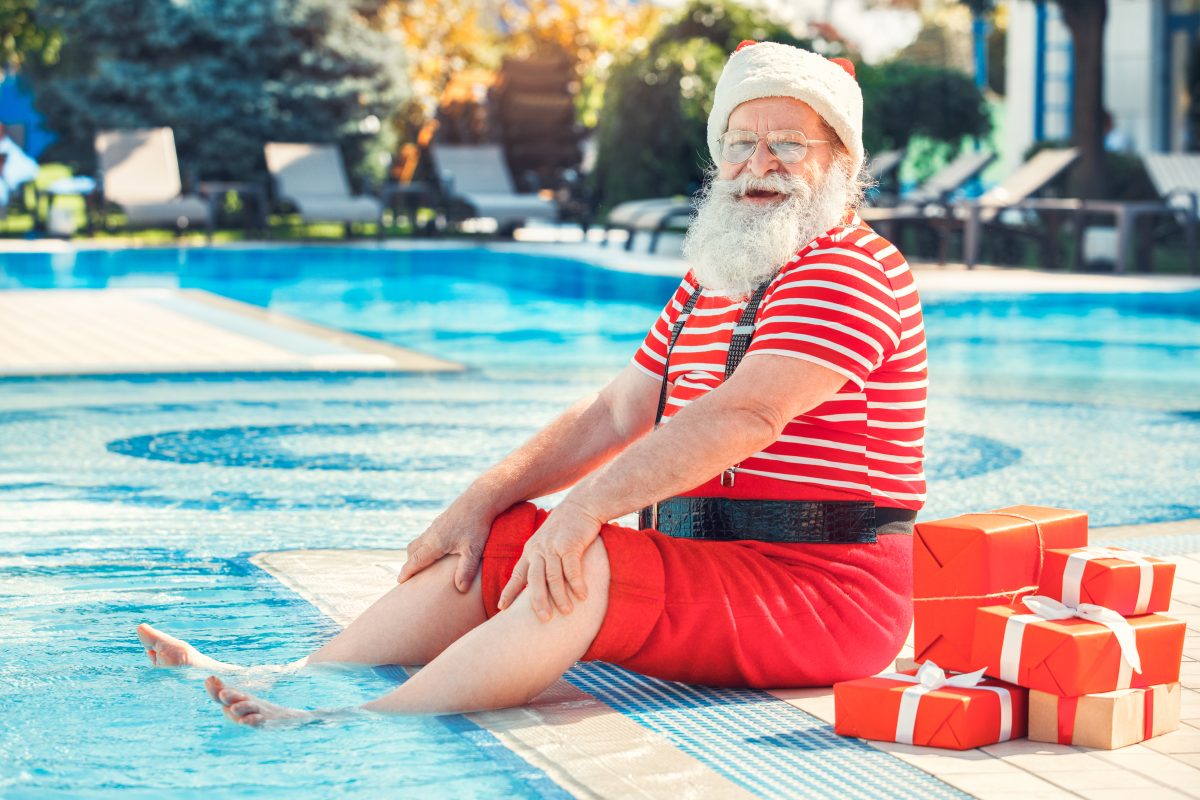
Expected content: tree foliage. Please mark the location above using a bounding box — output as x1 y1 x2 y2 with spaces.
499 0 666 129
857 61 991 157
24 0 407 183
0 0 60 69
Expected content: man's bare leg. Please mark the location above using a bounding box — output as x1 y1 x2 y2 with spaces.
208 538 612 725
139 555 487 672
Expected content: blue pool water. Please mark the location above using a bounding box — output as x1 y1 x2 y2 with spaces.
1 246 1199 798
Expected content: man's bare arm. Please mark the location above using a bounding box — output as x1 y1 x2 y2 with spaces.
564 353 849 522
463 362 661 516
398 361 660 588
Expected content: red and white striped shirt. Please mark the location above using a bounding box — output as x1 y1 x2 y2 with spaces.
633 213 927 511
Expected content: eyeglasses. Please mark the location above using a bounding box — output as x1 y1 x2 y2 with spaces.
717 129 831 164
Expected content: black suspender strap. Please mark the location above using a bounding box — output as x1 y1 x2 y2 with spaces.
653 285 702 426
724 280 772 379
653 277 773 427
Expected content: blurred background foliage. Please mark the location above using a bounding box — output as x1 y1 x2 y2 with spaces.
1 0 994 209
20 0 408 184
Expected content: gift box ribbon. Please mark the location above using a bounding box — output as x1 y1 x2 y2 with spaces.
958 510 1051 590
879 661 1014 745
1061 546 1156 614
1055 688 1156 745
999 595 1143 688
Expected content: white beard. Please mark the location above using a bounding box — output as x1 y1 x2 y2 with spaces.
681 162 852 298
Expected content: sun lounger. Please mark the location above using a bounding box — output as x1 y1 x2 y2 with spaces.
957 147 1080 268
861 150 996 259
601 196 695 253
94 127 214 237
264 142 384 236
430 144 558 232
1078 154 1199 273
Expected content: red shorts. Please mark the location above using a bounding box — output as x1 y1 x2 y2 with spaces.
480 502 913 689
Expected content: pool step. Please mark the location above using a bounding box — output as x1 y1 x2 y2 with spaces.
0 288 463 377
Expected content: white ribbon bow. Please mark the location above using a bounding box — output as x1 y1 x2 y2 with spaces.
880 661 1013 745
1062 546 1156 614
1000 595 1142 688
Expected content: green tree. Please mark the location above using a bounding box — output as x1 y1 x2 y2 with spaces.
24 0 407 184
857 61 991 165
0 0 60 68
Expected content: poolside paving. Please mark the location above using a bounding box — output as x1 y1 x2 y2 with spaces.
0 288 463 377
254 542 1200 800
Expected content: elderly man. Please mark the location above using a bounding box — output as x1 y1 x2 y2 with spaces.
138 41 926 726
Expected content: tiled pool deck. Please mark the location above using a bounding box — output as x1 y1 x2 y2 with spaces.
3 237 1199 798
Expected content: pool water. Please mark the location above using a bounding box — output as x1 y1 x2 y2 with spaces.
1 246 1199 798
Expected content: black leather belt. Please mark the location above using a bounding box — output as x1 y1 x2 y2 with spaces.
638 497 917 543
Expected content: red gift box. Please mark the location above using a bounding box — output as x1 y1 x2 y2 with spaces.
912 506 1086 672
971 597 1185 696
1028 683 1181 749
1039 545 1175 616
914 506 1088 598
834 662 1027 751
914 590 1036 673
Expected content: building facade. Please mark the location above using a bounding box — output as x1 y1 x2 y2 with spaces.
1004 0 1199 172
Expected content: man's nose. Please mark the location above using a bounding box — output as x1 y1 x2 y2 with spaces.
747 139 782 177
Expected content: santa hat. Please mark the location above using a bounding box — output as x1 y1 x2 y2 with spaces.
706 40 864 173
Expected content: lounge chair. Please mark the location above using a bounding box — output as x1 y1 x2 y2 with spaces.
430 144 557 232
861 150 996 259
956 148 1080 268
1079 154 1199 273
601 197 694 254
264 142 384 237
94 128 214 237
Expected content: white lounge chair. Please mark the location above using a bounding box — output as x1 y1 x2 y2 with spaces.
430 144 557 232
94 127 214 236
264 142 383 235
957 148 1080 268
602 197 694 253
862 150 996 260
1088 153 1198 273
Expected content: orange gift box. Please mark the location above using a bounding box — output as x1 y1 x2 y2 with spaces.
1028 683 1181 749
834 664 1027 750
914 590 1036 673
971 603 1185 696
914 506 1088 599
1039 546 1175 616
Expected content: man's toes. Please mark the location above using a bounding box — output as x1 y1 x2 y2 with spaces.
239 713 265 727
205 675 226 702
230 700 259 718
218 688 249 708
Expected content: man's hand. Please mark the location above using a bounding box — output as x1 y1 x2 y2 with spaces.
497 500 602 621
397 498 496 592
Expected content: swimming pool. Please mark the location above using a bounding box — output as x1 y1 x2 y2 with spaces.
1 245 1198 797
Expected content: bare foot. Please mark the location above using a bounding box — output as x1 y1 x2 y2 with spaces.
205 675 314 728
137 623 237 671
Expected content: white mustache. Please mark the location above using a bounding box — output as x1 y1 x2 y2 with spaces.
714 172 811 198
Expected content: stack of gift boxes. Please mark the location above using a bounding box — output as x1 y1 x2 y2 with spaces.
834 506 1185 750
